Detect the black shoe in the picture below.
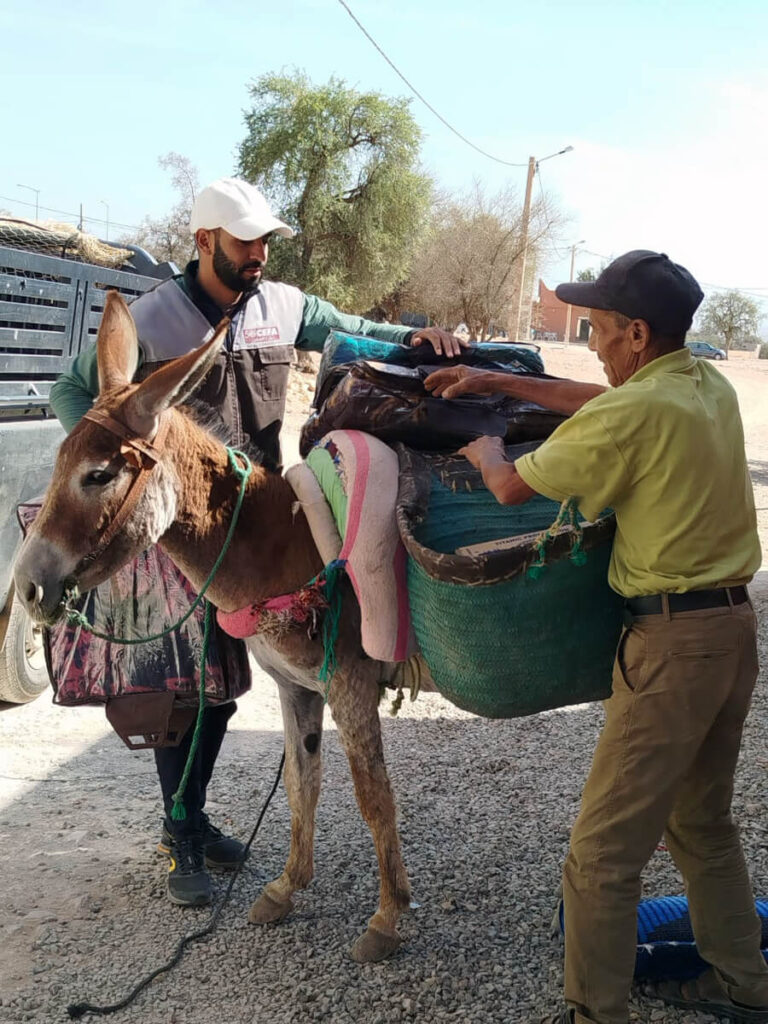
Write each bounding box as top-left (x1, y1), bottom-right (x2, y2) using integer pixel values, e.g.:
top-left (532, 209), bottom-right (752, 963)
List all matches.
top-left (199, 813), bottom-right (248, 869)
top-left (167, 835), bottom-right (212, 907)
top-left (158, 814), bottom-right (247, 871)
top-left (647, 971), bottom-right (768, 1023)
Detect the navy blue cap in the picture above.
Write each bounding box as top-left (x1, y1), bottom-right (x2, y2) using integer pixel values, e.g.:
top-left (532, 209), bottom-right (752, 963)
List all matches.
top-left (555, 250), bottom-right (704, 334)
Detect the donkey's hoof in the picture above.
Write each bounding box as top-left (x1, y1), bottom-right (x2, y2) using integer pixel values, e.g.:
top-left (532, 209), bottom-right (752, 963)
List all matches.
top-left (248, 891), bottom-right (293, 925)
top-left (350, 925), bottom-right (402, 963)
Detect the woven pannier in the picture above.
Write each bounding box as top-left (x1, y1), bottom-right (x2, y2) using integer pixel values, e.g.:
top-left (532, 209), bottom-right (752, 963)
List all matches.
top-left (396, 444), bottom-right (624, 718)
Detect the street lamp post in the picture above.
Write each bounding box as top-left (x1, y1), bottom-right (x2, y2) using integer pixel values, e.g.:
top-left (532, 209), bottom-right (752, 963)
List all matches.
top-left (17, 183), bottom-right (41, 221)
top-left (563, 239), bottom-right (586, 344)
top-left (512, 146), bottom-right (573, 342)
top-left (100, 200), bottom-right (110, 241)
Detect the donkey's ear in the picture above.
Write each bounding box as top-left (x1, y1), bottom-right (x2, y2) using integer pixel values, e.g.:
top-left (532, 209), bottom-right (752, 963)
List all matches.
top-left (97, 291), bottom-right (140, 393)
top-left (121, 318), bottom-right (228, 438)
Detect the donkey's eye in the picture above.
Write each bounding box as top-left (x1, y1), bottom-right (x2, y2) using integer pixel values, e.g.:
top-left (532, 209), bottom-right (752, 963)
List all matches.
top-left (83, 469), bottom-right (116, 487)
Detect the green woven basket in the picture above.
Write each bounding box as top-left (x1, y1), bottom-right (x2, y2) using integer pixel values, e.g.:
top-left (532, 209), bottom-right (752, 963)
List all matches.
top-left (396, 446), bottom-right (624, 719)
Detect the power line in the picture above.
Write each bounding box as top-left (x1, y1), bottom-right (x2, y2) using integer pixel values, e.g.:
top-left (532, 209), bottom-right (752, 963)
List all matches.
top-left (700, 281), bottom-right (768, 299)
top-left (572, 250), bottom-right (767, 299)
top-left (0, 193), bottom-right (141, 232)
top-left (335, 0), bottom-right (528, 168)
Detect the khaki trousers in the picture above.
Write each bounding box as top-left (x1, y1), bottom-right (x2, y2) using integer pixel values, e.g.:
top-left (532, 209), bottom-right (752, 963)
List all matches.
top-left (563, 600), bottom-right (768, 1024)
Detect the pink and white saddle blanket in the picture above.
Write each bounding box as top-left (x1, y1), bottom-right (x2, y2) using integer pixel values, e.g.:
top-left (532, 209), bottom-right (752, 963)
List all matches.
top-left (217, 430), bottom-right (417, 663)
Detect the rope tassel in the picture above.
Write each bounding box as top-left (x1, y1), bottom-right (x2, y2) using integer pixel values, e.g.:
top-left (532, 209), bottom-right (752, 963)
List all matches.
top-left (526, 496), bottom-right (587, 579)
top-left (315, 558), bottom-right (347, 698)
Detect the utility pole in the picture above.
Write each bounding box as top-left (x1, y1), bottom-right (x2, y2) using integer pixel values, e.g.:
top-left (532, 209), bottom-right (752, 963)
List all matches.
top-left (510, 146), bottom-right (574, 342)
top-left (100, 200), bottom-right (110, 241)
top-left (563, 239), bottom-right (585, 344)
top-left (512, 156), bottom-right (537, 343)
top-left (17, 183), bottom-right (41, 221)
top-left (78, 204), bottom-right (84, 232)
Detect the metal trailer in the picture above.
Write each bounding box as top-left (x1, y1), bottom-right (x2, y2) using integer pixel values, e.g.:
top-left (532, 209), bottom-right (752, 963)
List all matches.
top-left (0, 242), bottom-right (177, 702)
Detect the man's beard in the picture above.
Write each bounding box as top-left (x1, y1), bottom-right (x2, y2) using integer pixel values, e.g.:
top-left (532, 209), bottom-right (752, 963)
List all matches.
top-left (212, 239), bottom-right (261, 295)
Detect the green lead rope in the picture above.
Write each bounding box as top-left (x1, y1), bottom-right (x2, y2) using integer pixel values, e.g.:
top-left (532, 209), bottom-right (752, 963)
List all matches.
top-left (63, 447), bottom-right (253, 822)
top-left (63, 448), bottom-right (347, 819)
top-left (171, 601), bottom-right (212, 821)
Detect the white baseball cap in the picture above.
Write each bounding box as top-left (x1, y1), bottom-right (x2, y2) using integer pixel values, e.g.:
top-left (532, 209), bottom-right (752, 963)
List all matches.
top-left (189, 177), bottom-right (294, 240)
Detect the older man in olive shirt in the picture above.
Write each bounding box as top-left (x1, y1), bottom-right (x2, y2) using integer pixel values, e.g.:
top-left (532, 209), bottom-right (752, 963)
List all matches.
top-left (427, 251), bottom-right (768, 1024)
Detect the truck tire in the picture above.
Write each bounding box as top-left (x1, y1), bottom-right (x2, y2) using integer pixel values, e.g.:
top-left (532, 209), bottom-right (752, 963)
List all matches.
top-left (0, 593), bottom-right (50, 703)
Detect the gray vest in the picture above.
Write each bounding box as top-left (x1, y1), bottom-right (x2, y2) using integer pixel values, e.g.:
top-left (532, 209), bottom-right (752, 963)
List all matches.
top-left (130, 279), bottom-right (304, 467)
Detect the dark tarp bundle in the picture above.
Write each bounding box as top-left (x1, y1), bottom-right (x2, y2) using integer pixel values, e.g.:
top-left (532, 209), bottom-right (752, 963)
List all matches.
top-left (301, 332), bottom-right (566, 456)
top-left (396, 445), bottom-right (623, 718)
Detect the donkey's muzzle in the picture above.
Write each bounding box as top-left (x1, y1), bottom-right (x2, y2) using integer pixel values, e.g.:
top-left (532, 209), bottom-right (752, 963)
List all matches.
top-left (13, 538), bottom-right (69, 624)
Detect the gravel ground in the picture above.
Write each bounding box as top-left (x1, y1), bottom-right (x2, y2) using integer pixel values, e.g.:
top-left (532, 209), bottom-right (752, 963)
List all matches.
top-left (2, 349), bottom-right (767, 1024)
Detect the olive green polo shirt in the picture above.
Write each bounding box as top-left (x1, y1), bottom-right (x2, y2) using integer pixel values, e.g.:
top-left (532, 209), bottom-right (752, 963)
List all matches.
top-left (515, 348), bottom-right (760, 598)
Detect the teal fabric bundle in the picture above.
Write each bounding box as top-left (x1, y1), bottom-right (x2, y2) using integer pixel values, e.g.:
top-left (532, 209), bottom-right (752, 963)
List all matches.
top-left (397, 446), bottom-right (624, 718)
top-left (316, 332), bottom-right (546, 390)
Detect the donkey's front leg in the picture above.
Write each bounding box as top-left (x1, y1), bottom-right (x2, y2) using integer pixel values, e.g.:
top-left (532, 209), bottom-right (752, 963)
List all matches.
top-left (249, 681), bottom-right (324, 926)
top-left (329, 672), bottom-right (411, 963)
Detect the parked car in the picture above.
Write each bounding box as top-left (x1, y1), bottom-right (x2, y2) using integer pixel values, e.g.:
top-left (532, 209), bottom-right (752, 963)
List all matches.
top-left (686, 340), bottom-right (726, 360)
top-left (0, 224), bottom-right (177, 703)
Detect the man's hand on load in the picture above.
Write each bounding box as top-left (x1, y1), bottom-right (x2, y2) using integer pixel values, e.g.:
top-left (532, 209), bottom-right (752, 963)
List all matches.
top-left (459, 434), bottom-right (506, 469)
top-left (424, 364), bottom-right (496, 398)
top-left (411, 327), bottom-right (470, 358)
top-left (459, 435), bottom-right (537, 505)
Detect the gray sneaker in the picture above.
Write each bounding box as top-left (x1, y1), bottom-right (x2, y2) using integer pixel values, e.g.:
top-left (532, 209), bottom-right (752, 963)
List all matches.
top-left (167, 835), bottom-right (212, 907)
top-left (158, 814), bottom-right (247, 871)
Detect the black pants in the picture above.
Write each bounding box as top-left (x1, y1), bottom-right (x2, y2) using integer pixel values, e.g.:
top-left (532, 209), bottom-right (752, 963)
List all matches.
top-left (154, 701), bottom-right (237, 838)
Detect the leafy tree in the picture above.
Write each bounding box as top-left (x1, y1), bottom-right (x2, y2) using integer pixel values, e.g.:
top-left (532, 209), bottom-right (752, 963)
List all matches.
top-left (576, 267), bottom-right (597, 282)
top-left (238, 72), bottom-right (432, 311)
top-left (402, 182), bottom-right (562, 339)
top-left (119, 152), bottom-right (198, 266)
top-left (698, 290), bottom-right (761, 355)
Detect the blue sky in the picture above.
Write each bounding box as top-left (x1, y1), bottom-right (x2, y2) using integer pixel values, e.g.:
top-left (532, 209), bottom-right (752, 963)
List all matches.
top-left (2, 0), bottom-right (768, 308)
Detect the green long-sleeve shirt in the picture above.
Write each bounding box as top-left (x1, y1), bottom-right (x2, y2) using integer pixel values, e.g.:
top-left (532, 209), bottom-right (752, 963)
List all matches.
top-left (50, 276), bottom-right (414, 433)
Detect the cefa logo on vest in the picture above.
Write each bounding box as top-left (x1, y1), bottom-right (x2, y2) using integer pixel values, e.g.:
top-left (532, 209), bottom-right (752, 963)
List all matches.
top-left (243, 326), bottom-right (281, 346)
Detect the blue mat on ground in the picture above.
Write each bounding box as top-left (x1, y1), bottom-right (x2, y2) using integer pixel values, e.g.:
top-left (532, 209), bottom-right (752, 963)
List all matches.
top-left (556, 896), bottom-right (768, 980)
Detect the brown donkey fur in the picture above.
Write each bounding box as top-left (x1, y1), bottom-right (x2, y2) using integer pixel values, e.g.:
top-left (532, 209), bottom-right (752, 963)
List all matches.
top-left (14, 292), bottom-right (410, 963)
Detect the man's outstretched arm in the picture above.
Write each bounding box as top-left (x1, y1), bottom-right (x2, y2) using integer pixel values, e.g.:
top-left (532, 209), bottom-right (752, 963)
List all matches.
top-left (425, 365), bottom-right (606, 416)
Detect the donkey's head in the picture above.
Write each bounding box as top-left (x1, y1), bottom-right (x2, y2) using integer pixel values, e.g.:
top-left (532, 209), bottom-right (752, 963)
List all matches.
top-left (14, 291), bottom-right (226, 624)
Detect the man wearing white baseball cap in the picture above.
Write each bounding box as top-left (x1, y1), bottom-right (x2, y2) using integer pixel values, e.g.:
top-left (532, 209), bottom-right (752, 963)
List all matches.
top-left (49, 176), bottom-right (465, 908)
top-left (189, 177), bottom-right (295, 241)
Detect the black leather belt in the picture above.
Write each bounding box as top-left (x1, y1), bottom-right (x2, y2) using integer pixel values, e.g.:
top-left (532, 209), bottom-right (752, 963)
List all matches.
top-left (626, 586), bottom-right (749, 616)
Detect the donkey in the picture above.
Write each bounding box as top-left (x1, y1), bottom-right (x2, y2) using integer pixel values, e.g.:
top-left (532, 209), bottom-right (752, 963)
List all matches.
top-left (14, 292), bottom-right (411, 963)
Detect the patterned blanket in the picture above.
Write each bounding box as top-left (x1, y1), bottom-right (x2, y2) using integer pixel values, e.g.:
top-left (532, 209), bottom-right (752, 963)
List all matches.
top-left (16, 502), bottom-right (250, 707)
top-left (305, 430), bottom-right (417, 663)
